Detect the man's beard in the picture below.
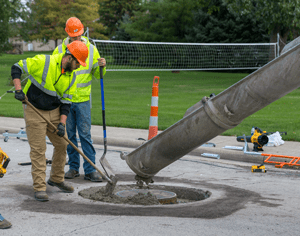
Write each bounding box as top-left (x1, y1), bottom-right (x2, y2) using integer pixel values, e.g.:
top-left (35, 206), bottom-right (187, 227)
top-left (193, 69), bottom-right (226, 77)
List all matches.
top-left (64, 61), bottom-right (73, 72)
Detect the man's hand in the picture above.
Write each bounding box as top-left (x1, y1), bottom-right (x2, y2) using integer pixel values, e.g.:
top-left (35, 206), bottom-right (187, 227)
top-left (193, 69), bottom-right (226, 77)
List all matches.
top-left (57, 123), bottom-right (65, 137)
top-left (97, 58), bottom-right (106, 67)
top-left (14, 90), bottom-right (25, 101)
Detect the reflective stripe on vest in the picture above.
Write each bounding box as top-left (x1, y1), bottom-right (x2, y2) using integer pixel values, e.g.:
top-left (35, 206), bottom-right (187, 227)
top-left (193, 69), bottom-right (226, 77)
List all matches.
top-left (41, 55), bottom-right (50, 87)
top-left (14, 63), bottom-right (24, 74)
top-left (76, 44), bottom-right (94, 78)
top-left (22, 56), bottom-right (58, 97)
top-left (62, 72), bottom-right (76, 100)
top-left (77, 80), bottom-right (92, 88)
top-left (58, 44), bottom-right (63, 54)
top-left (61, 99), bottom-right (72, 104)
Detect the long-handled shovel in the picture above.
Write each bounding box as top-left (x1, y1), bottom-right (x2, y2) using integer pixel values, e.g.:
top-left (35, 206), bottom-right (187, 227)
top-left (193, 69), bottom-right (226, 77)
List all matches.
top-left (23, 97), bottom-right (117, 193)
top-left (99, 67), bottom-right (115, 177)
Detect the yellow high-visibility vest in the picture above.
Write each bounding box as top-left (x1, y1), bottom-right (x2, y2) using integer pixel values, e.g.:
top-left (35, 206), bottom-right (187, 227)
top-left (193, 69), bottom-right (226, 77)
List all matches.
top-left (14, 53), bottom-right (77, 104)
top-left (53, 36), bottom-right (106, 103)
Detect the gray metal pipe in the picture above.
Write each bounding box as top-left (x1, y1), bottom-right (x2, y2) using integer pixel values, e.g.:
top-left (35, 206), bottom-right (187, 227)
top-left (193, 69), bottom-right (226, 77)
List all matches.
top-left (122, 38), bottom-right (300, 179)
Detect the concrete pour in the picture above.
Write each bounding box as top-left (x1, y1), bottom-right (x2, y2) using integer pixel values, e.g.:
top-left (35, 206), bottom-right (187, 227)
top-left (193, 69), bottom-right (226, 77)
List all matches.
top-left (78, 184), bottom-right (211, 205)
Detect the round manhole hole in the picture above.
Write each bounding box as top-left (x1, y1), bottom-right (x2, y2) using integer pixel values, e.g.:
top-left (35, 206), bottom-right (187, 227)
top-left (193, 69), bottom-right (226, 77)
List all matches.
top-left (115, 189), bottom-right (177, 204)
top-left (79, 184), bottom-right (211, 206)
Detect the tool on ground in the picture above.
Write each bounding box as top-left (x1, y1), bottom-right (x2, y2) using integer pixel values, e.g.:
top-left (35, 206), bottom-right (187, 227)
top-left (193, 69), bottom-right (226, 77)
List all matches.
top-left (2, 128), bottom-right (27, 142)
top-left (23, 97), bottom-right (116, 187)
top-left (223, 146), bottom-right (244, 150)
top-left (237, 127), bottom-right (287, 152)
top-left (251, 164), bottom-right (267, 172)
top-left (237, 127), bottom-right (270, 152)
top-left (262, 153), bottom-right (300, 168)
top-left (2, 128), bottom-right (81, 143)
top-left (18, 158), bottom-right (53, 166)
top-left (240, 135), bottom-right (267, 172)
top-left (0, 148), bottom-right (10, 178)
top-left (243, 135), bottom-right (300, 169)
top-left (241, 134), bottom-right (293, 171)
top-left (201, 153), bottom-right (220, 159)
top-left (98, 67), bottom-right (115, 178)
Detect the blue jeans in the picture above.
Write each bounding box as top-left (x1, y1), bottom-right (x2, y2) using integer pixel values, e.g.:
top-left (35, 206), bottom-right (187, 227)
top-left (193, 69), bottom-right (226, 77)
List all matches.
top-left (66, 101), bottom-right (96, 175)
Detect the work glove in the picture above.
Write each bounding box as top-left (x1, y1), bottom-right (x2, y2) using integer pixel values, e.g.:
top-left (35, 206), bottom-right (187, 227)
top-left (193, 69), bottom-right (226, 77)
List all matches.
top-left (56, 123), bottom-right (65, 137)
top-left (14, 90), bottom-right (25, 101)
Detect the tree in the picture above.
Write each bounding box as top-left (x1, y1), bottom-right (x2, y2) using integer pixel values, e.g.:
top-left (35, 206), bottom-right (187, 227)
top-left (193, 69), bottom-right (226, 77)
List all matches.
top-left (26, 0), bottom-right (108, 48)
top-left (119, 0), bottom-right (217, 42)
top-left (222, 0), bottom-right (300, 52)
top-left (98, 0), bottom-right (141, 38)
top-left (114, 15), bottom-right (133, 41)
top-left (121, 0), bottom-right (202, 42)
top-left (0, 0), bottom-right (27, 54)
top-left (185, 0), bottom-right (269, 43)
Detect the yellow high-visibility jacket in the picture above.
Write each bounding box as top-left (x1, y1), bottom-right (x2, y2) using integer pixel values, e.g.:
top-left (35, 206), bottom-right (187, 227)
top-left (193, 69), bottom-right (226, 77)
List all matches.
top-left (14, 53), bottom-right (77, 105)
top-left (53, 36), bottom-right (106, 103)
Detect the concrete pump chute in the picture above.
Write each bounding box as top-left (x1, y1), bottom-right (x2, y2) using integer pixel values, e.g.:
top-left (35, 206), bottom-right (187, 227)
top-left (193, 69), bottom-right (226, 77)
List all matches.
top-left (121, 37), bottom-right (300, 184)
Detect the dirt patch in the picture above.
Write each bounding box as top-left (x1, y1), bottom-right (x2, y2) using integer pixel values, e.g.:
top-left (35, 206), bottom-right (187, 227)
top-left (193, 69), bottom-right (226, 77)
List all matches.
top-left (78, 184), bottom-right (211, 205)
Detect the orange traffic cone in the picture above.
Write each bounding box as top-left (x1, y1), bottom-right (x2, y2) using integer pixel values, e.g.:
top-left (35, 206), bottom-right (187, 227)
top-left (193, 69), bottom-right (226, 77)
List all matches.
top-left (148, 76), bottom-right (160, 140)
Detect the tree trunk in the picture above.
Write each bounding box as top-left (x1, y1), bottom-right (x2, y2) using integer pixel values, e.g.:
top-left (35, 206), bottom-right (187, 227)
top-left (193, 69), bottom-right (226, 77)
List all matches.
top-left (269, 26), bottom-right (280, 59)
top-left (270, 26), bottom-right (279, 43)
top-left (280, 30), bottom-right (290, 52)
top-left (270, 26), bottom-right (290, 55)
top-left (292, 27), bottom-right (300, 40)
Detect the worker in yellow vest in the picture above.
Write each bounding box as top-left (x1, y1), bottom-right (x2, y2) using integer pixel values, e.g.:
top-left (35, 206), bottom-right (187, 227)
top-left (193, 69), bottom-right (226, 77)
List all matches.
top-left (53, 17), bottom-right (106, 182)
top-left (11, 41), bottom-right (89, 202)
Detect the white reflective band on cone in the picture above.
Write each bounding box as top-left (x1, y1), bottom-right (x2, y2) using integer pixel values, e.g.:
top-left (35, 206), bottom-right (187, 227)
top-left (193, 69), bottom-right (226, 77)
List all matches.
top-left (149, 116), bottom-right (158, 126)
top-left (151, 96), bottom-right (158, 106)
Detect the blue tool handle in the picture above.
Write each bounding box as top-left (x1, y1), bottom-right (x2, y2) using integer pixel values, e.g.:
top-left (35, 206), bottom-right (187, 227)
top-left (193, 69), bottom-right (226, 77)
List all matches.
top-left (100, 67), bottom-right (107, 139)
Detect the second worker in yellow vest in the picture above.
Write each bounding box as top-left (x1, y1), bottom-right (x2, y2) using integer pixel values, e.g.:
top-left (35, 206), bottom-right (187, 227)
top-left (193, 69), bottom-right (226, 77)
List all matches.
top-left (53, 17), bottom-right (106, 182)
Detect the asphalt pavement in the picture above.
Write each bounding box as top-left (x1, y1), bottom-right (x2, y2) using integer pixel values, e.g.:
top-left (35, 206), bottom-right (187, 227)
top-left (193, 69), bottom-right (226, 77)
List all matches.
top-left (0, 116), bottom-right (300, 235)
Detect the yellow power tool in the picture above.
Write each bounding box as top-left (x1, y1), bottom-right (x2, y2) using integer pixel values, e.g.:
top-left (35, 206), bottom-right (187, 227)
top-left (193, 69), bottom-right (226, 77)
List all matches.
top-left (251, 164), bottom-right (267, 173)
top-left (237, 127), bottom-right (269, 152)
top-left (0, 147), bottom-right (10, 178)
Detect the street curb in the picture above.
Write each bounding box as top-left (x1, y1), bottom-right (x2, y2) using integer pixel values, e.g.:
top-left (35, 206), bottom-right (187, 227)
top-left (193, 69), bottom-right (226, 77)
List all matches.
top-left (0, 126), bottom-right (146, 149)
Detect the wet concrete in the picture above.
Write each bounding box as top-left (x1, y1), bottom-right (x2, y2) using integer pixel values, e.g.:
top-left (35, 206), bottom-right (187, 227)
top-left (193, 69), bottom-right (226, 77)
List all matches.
top-left (78, 184), bottom-right (211, 205)
top-left (15, 174), bottom-right (280, 219)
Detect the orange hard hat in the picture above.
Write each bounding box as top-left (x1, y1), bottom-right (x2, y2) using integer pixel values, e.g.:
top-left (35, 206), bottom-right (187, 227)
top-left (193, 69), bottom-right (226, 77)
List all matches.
top-left (65, 17), bottom-right (84, 37)
top-left (66, 41), bottom-right (88, 67)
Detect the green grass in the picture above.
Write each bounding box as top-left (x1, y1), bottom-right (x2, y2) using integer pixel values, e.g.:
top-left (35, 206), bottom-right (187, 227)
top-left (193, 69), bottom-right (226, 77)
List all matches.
top-left (1, 52), bottom-right (300, 141)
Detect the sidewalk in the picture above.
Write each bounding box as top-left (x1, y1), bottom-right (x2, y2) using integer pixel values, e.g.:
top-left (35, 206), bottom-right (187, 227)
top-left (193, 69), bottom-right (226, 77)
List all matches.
top-left (1, 116), bottom-right (299, 164)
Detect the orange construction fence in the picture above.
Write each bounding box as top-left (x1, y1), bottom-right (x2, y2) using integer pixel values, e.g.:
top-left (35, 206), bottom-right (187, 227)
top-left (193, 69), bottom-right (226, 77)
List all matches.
top-left (262, 153), bottom-right (300, 168)
top-left (148, 76), bottom-right (159, 140)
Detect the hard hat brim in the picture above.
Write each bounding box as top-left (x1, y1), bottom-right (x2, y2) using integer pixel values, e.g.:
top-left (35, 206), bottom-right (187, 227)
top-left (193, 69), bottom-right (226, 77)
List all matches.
top-left (77, 59), bottom-right (87, 67)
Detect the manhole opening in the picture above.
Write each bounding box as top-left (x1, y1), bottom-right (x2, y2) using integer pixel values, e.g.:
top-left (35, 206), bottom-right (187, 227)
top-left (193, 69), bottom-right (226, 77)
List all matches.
top-left (78, 184), bottom-right (211, 205)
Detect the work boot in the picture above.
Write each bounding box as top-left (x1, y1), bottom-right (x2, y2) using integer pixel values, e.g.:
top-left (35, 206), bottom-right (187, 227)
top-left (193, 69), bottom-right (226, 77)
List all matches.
top-left (47, 179), bottom-right (74, 193)
top-left (0, 214), bottom-right (12, 229)
top-left (84, 172), bottom-right (103, 182)
top-left (64, 169), bottom-right (80, 179)
top-left (34, 191), bottom-right (49, 202)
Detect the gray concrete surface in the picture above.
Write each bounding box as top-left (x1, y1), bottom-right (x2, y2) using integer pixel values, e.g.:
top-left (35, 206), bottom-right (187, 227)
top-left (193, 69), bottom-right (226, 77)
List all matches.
top-left (1, 117), bottom-right (300, 235)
